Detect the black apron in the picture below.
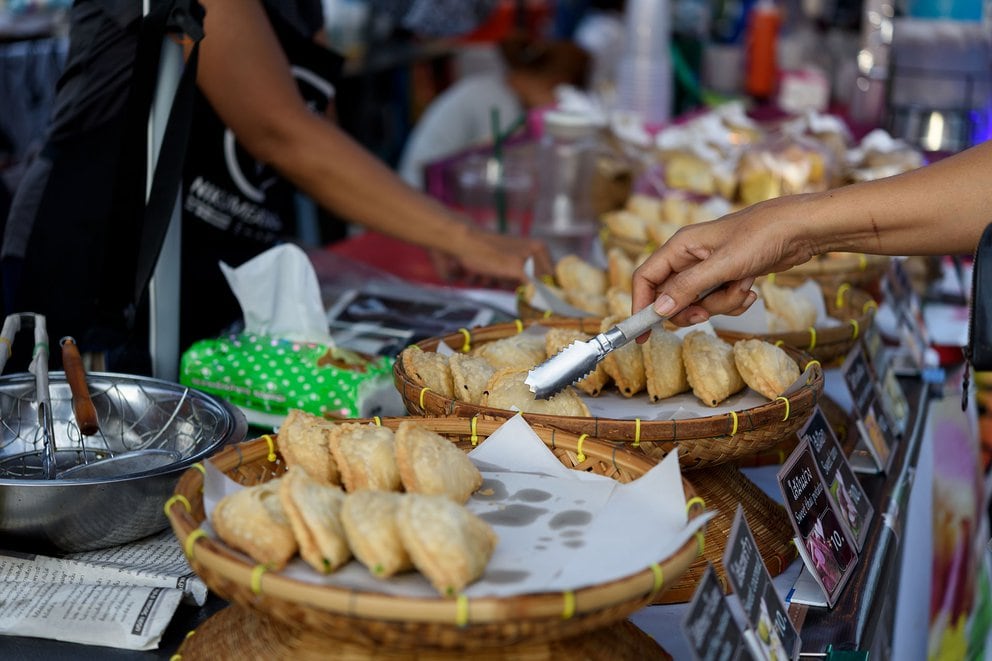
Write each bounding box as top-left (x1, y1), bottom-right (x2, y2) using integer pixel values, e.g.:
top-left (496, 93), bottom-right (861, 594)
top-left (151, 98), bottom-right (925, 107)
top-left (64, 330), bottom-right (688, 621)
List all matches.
top-left (179, 7), bottom-right (343, 351)
top-left (3, 0), bottom-right (203, 373)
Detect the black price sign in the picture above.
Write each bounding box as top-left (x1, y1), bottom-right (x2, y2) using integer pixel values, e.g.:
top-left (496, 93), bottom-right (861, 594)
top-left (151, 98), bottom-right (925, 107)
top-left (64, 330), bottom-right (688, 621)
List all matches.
top-left (723, 506), bottom-right (800, 660)
top-left (683, 564), bottom-right (746, 661)
top-left (778, 443), bottom-right (858, 608)
top-left (801, 408), bottom-right (874, 551)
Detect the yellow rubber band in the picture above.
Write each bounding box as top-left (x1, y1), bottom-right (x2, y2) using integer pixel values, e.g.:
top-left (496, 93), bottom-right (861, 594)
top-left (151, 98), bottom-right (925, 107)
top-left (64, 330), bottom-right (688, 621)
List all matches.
top-left (419, 387), bottom-right (431, 409)
top-left (776, 396), bottom-right (791, 421)
top-left (767, 272), bottom-right (776, 284)
top-left (373, 416), bottom-right (381, 427)
top-left (250, 564), bottom-right (269, 595)
top-left (456, 594), bottom-right (469, 627)
top-left (515, 284), bottom-right (526, 299)
top-left (805, 360), bottom-right (821, 372)
top-left (695, 531), bottom-right (705, 555)
top-left (164, 494), bottom-right (191, 516)
top-left (543, 309), bottom-right (553, 319)
top-left (191, 462), bottom-right (206, 477)
top-left (457, 328), bottom-right (471, 353)
top-left (774, 339), bottom-right (785, 347)
top-left (170, 655), bottom-right (182, 661)
top-left (576, 434), bottom-right (588, 463)
top-left (649, 563), bottom-right (664, 595)
top-left (184, 528), bottom-right (208, 560)
top-left (858, 254), bottom-right (868, 270)
top-left (541, 274), bottom-right (555, 285)
top-left (778, 449), bottom-right (786, 464)
top-left (849, 319), bottom-right (860, 340)
top-left (863, 299), bottom-right (878, 315)
top-left (835, 283), bottom-right (851, 309)
top-left (561, 591), bottom-right (576, 620)
top-left (514, 319), bottom-right (524, 334)
top-left (261, 434), bottom-right (277, 462)
top-left (729, 410), bottom-right (739, 437)
top-left (633, 418), bottom-right (641, 448)
top-left (685, 496), bottom-right (706, 513)
top-left (807, 327), bottom-right (817, 351)
top-left (185, 630), bottom-right (196, 639)
top-left (470, 416), bottom-right (480, 446)
top-left (645, 241), bottom-right (658, 252)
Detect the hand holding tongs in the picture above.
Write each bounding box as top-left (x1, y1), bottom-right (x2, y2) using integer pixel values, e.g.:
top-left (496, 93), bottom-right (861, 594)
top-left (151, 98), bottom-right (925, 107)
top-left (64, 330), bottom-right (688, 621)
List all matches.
top-left (525, 285), bottom-right (721, 400)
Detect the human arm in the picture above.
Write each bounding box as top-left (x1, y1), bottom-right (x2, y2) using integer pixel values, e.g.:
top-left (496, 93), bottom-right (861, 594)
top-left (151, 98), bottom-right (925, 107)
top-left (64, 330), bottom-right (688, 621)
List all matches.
top-left (632, 139), bottom-right (992, 326)
top-left (190, 0), bottom-right (551, 281)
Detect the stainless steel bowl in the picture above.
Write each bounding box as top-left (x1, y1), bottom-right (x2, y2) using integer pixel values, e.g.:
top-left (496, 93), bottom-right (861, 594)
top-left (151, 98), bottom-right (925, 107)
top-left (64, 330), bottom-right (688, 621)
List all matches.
top-left (0, 372), bottom-right (247, 551)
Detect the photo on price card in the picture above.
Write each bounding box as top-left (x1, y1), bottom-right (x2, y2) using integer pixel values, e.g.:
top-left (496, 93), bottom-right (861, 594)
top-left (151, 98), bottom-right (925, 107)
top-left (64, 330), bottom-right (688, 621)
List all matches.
top-left (778, 443), bottom-right (858, 607)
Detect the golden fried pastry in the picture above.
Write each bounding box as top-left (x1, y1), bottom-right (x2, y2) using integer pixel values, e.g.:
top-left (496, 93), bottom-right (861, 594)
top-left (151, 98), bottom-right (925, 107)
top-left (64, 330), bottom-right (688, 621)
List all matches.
top-left (641, 328), bottom-right (690, 401)
top-left (483, 368), bottom-right (592, 416)
top-left (607, 248), bottom-right (634, 293)
top-left (555, 255), bottom-right (607, 295)
top-left (395, 421), bottom-right (483, 503)
top-left (646, 220), bottom-right (680, 247)
top-left (544, 327), bottom-right (610, 396)
top-left (327, 423), bottom-right (401, 492)
top-left (396, 493), bottom-right (498, 596)
top-left (399, 345), bottom-right (454, 398)
top-left (760, 280), bottom-right (818, 332)
top-left (449, 353), bottom-right (496, 405)
top-left (600, 316), bottom-right (646, 397)
top-left (732, 339), bottom-right (801, 400)
top-left (563, 290), bottom-right (608, 316)
top-left (278, 408), bottom-right (340, 485)
top-left (279, 467), bottom-right (350, 573)
top-left (682, 331), bottom-right (745, 407)
top-left (625, 193), bottom-right (665, 222)
top-left (340, 490), bottom-right (412, 578)
top-left (606, 287), bottom-right (632, 319)
top-left (473, 333), bottom-right (547, 371)
top-left (602, 209), bottom-right (649, 243)
top-left (213, 478), bottom-right (297, 570)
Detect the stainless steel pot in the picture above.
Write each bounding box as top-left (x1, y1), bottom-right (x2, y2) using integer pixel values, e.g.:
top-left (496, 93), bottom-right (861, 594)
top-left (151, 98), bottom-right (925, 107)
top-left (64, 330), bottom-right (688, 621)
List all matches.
top-left (0, 372), bottom-right (247, 552)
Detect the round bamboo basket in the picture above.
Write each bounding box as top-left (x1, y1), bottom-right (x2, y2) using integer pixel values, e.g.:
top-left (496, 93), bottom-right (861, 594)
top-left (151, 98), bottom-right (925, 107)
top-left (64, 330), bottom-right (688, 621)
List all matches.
top-left (177, 605), bottom-right (673, 660)
top-left (717, 281), bottom-right (878, 365)
top-left (166, 418), bottom-right (704, 650)
top-left (393, 319), bottom-right (823, 470)
top-left (774, 253), bottom-right (890, 290)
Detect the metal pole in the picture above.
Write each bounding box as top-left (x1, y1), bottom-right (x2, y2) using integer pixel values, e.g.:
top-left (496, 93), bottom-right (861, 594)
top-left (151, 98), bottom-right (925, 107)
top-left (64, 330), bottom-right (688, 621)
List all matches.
top-left (145, 2), bottom-right (183, 382)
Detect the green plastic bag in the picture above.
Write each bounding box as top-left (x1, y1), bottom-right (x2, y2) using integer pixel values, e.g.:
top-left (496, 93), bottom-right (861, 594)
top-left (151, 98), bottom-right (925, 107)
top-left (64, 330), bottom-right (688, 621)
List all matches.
top-left (180, 333), bottom-right (394, 421)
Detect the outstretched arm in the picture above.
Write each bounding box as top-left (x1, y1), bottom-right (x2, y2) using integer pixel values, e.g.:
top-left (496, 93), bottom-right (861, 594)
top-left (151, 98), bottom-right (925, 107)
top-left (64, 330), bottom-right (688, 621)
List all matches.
top-left (190, 0), bottom-right (551, 281)
top-left (633, 139), bottom-right (992, 325)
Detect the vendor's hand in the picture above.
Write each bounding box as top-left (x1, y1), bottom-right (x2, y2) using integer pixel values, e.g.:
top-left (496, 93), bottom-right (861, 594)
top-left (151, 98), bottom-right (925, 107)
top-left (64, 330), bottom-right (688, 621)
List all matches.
top-left (442, 230), bottom-right (552, 287)
top-left (632, 198), bottom-right (816, 327)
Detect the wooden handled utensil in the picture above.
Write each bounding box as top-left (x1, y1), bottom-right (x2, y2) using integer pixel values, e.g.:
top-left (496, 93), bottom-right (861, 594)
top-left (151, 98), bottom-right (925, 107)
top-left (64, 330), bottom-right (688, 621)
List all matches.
top-left (60, 336), bottom-right (99, 436)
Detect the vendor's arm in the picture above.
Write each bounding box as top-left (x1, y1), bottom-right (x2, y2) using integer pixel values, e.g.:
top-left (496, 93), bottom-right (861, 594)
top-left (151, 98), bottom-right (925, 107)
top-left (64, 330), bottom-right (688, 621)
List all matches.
top-left (191, 0), bottom-right (551, 281)
top-left (632, 139), bottom-right (992, 326)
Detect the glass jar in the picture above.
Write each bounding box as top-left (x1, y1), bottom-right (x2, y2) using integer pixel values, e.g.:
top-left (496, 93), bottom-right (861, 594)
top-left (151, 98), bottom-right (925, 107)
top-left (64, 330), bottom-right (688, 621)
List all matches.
top-left (531, 111), bottom-right (603, 261)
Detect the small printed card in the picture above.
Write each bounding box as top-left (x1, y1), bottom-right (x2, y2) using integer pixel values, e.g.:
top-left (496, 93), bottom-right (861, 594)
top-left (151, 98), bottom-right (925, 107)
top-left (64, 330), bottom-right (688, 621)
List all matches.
top-left (683, 564), bottom-right (748, 661)
top-left (799, 408), bottom-right (874, 551)
top-left (841, 344), bottom-right (895, 472)
top-left (882, 260), bottom-right (931, 373)
top-left (723, 506), bottom-right (800, 660)
top-left (778, 441), bottom-right (858, 608)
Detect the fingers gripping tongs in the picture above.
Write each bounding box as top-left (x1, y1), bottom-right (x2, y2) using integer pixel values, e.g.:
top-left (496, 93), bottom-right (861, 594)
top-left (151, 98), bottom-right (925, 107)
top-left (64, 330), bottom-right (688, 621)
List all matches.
top-left (525, 286), bottom-right (720, 400)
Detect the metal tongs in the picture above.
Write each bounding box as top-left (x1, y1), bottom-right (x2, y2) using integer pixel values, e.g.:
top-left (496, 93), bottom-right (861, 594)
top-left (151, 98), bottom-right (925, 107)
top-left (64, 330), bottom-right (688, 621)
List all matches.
top-left (526, 285), bottom-right (721, 400)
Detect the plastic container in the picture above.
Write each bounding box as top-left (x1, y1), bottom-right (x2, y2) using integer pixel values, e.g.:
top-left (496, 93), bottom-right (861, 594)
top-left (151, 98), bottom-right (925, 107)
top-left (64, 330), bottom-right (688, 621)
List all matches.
top-left (744, 0), bottom-right (781, 100)
top-left (531, 111), bottom-right (603, 261)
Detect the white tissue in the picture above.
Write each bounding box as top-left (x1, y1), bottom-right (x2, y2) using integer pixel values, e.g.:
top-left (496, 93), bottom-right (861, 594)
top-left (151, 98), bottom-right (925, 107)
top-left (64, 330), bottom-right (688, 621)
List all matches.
top-left (220, 243), bottom-right (333, 345)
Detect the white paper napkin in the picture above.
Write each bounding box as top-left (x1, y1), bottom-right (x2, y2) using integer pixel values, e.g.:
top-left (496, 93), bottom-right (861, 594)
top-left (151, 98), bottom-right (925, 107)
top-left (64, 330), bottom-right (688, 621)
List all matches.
top-left (220, 243), bottom-right (333, 345)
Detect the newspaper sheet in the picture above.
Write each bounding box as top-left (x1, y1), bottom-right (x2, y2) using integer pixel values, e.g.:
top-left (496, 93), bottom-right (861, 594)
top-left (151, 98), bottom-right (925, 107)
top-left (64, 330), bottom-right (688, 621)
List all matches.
top-left (0, 530), bottom-right (205, 650)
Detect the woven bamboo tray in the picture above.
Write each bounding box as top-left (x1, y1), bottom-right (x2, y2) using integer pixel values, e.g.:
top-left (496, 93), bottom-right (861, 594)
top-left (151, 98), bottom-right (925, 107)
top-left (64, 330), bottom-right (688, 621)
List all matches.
top-left (393, 319), bottom-right (823, 470)
top-left (166, 417), bottom-right (704, 650)
top-left (774, 253), bottom-right (890, 290)
top-left (176, 605), bottom-right (673, 660)
top-left (717, 282), bottom-right (878, 365)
